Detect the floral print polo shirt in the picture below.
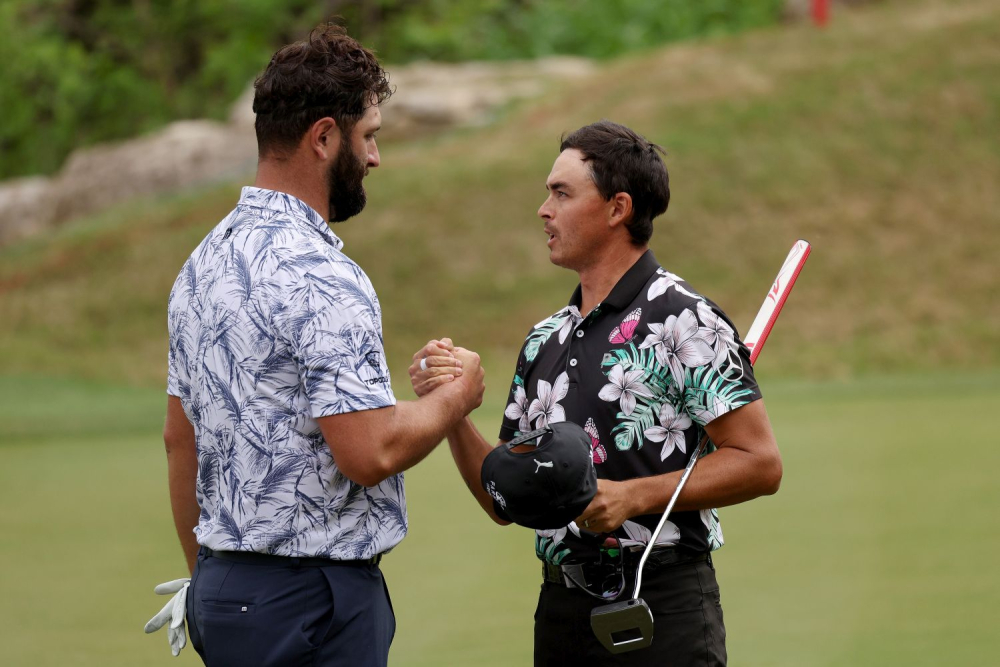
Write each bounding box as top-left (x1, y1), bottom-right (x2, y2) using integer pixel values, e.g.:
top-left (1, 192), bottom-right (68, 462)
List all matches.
top-left (498, 250), bottom-right (762, 555)
top-left (167, 187), bottom-right (403, 560)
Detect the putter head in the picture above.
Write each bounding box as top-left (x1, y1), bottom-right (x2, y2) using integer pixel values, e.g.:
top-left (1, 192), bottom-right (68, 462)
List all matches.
top-left (590, 598), bottom-right (654, 654)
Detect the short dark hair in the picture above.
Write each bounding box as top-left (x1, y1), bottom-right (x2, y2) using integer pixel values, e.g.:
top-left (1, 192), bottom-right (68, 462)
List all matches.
top-left (253, 23), bottom-right (392, 157)
top-left (560, 121), bottom-right (670, 246)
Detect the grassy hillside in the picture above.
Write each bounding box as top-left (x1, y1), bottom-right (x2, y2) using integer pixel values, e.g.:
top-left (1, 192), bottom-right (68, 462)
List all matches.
top-left (1, 0), bottom-right (998, 387)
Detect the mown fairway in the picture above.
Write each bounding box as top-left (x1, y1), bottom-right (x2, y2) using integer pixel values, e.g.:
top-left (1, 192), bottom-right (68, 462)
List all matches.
top-left (1, 371), bottom-right (996, 666)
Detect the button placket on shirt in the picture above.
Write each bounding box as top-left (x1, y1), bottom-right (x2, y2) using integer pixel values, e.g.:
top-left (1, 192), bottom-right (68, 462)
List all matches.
top-left (565, 307), bottom-right (598, 375)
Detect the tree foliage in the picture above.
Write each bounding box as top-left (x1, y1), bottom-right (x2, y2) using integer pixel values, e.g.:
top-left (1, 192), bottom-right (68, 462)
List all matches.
top-left (0, 0), bottom-right (783, 180)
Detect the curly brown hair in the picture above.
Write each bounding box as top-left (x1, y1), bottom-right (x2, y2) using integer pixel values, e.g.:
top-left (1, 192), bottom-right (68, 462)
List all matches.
top-left (253, 23), bottom-right (393, 158)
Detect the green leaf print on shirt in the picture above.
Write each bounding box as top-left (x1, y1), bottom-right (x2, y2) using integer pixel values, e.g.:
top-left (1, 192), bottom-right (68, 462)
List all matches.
top-left (600, 342), bottom-right (674, 451)
top-left (684, 364), bottom-right (756, 426)
top-left (535, 532), bottom-right (572, 565)
top-left (701, 508), bottom-right (725, 550)
top-left (523, 307), bottom-right (581, 362)
top-left (600, 343), bottom-right (755, 452)
top-left (524, 316), bottom-right (564, 362)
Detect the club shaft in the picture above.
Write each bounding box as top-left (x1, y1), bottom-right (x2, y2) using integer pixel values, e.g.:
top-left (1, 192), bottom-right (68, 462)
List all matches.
top-left (630, 240), bottom-right (810, 601)
top-left (632, 433), bottom-right (707, 599)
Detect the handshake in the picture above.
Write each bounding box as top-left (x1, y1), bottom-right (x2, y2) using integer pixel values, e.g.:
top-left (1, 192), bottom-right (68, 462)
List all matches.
top-left (408, 337), bottom-right (485, 414)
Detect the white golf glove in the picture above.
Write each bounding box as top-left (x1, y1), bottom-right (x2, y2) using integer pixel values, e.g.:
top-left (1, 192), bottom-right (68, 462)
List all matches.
top-left (144, 578), bottom-right (191, 656)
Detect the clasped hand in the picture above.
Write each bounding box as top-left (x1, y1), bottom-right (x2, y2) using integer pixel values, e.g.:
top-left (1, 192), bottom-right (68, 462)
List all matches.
top-left (409, 338), bottom-right (485, 413)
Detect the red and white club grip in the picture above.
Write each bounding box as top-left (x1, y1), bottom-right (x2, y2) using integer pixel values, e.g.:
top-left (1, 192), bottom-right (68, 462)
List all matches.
top-left (743, 240), bottom-right (811, 365)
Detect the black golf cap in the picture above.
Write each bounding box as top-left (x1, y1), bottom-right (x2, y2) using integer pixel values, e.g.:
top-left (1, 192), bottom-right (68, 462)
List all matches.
top-left (481, 422), bottom-right (597, 530)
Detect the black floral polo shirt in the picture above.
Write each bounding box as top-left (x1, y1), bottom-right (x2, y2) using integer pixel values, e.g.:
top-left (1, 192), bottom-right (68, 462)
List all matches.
top-left (498, 250), bottom-right (762, 556)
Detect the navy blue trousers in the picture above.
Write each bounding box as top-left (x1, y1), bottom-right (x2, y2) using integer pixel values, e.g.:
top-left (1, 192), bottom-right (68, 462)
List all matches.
top-left (186, 548), bottom-right (395, 667)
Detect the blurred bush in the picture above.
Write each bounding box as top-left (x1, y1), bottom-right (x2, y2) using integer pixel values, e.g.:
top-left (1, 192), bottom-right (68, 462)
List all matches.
top-left (0, 0), bottom-right (327, 179)
top-left (370, 0), bottom-right (783, 61)
top-left (0, 0), bottom-right (783, 180)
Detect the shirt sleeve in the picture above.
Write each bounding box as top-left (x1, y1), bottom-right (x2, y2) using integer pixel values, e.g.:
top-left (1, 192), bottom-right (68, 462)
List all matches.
top-left (278, 264), bottom-right (396, 419)
top-left (682, 300), bottom-right (762, 427)
top-left (497, 338), bottom-right (532, 442)
top-left (166, 343), bottom-right (182, 398)
top-left (166, 275), bottom-right (188, 399)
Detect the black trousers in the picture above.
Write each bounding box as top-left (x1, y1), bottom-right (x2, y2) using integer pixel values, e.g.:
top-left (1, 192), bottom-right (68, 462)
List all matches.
top-left (534, 558), bottom-right (726, 666)
top-left (186, 548), bottom-right (395, 667)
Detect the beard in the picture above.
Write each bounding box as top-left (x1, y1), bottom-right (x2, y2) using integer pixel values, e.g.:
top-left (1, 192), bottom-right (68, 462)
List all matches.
top-left (327, 135), bottom-right (368, 223)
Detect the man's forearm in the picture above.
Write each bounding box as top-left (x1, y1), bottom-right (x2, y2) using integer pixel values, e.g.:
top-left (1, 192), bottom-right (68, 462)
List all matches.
top-left (626, 443), bottom-right (782, 517)
top-left (166, 442), bottom-right (200, 574)
top-left (165, 395), bottom-right (200, 573)
top-left (578, 399), bottom-right (782, 533)
top-left (376, 390), bottom-right (471, 482)
top-left (447, 418), bottom-right (509, 524)
top-left (323, 349), bottom-right (485, 487)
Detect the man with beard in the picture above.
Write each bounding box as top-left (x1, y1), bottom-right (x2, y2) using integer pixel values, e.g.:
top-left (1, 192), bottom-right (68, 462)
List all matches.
top-left (155, 24), bottom-right (485, 666)
top-left (410, 121), bottom-right (782, 665)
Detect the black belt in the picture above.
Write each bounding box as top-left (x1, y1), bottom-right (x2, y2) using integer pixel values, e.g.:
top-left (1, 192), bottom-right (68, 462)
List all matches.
top-left (625, 547), bottom-right (709, 570)
top-left (204, 547), bottom-right (382, 568)
top-left (542, 548), bottom-right (709, 586)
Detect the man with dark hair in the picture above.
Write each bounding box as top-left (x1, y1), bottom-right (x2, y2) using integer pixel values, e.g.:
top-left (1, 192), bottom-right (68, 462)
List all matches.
top-left (558, 121), bottom-right (669, 247)
top-left (412, 120), bottom-right (782, 665)
top-left (153, 24), bottom-right (485, 666)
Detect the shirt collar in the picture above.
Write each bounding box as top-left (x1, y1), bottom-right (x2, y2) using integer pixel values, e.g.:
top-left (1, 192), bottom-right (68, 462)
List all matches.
top-left (238, 186), bottom-right (344, 250)
top-left (568, 249), bottom-right (660, 313)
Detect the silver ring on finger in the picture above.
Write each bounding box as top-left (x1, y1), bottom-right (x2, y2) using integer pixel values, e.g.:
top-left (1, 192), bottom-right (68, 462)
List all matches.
top-left (419, 357), bottom-right (428, 372)
top-left (584, 520), bottom-right (590, 529)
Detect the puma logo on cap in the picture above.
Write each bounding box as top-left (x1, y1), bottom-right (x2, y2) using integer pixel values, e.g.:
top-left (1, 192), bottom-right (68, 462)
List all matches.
top-left (534, 459), bottom-right (554, 473)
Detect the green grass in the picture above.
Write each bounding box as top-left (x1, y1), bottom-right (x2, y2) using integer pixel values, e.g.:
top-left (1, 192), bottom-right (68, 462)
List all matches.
top-left (2, 0), bottom-right (999, 387)
top-left (1, 370), bottom-right (997, 666)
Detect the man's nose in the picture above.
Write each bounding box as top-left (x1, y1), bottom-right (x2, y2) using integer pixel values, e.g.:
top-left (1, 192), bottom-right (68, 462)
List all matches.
top-left (368, 145), bottom-right (380, 169)
top-left (538, 198), bottom-right (552, 220)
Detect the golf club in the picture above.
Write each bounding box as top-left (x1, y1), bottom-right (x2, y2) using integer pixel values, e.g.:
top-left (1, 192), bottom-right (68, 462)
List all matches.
top-left (591, 239), bottom-right (812, 654)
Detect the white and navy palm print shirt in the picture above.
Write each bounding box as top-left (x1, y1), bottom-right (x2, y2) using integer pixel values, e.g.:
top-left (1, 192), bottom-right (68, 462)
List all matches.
top-left (167, 187), bottom-right (403, 560)
top-left (499, 251), bottom-right (761, 560)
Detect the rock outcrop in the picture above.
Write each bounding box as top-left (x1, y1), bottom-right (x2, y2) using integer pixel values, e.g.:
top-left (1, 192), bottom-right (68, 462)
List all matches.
top-left (0, 57), bottom-right (595, 245)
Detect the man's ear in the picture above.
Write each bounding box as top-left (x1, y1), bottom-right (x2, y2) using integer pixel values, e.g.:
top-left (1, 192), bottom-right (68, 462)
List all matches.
top-left (608, 192), bottom-right (633, 229)
top-left (307, 117), bottom-right (340, 160)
